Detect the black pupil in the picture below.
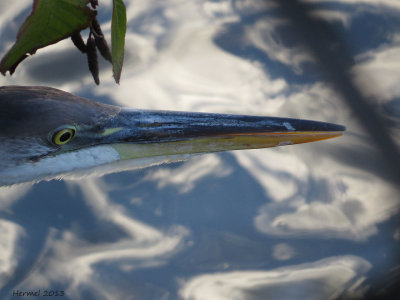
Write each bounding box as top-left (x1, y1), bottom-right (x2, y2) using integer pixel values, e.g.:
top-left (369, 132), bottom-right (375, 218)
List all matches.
top-left (59, 131), bottom-right (72, 142)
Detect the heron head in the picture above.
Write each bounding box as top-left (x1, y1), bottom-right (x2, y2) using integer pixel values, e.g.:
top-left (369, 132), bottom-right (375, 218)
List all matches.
top-left (0, 86), bottom-right (345, 186)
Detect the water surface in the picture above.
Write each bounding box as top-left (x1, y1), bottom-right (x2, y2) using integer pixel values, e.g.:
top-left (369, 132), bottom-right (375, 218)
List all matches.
top-left (0, 1), bottom-right (399, 299)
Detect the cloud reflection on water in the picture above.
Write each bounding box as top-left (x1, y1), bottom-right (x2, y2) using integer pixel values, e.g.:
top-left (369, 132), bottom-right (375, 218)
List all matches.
top-left (6, 178), bottom-right (189, 299)
top-left (179, 256), bottom-right (371, 300)
top-left (353, 33), bottom-right (400, 102)
top-left (0, 220), bottom-right (24, 287)
top-left (0, 0), bottom-right (399, 299)
top-left (144, 155), bottom-right (232, 194)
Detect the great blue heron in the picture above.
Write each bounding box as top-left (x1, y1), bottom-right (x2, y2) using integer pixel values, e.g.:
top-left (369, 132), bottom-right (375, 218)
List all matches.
top-left (0, 86), bottom-right (345, 186)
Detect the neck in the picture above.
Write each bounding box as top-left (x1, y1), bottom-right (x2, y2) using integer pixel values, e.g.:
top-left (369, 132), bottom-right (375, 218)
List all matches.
top-left (0, 145), bottom-right (194, 186)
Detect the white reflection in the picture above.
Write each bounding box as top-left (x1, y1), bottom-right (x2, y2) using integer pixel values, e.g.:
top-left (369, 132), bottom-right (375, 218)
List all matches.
top-left (179, 256), bottom-right (371, 300)
top-left (353, 34), bottom-right (400, 101)
top-left (309, 9), bottom-right (353, 28)
top-left (0, 2), bottom-right (30, 37)
top-left (246, 18), bottom-right (315, 74)
top-left (0, 220), bottom-right (24, 289)
top-left (272, 243), bottom-right (296, 261)
top-left (144, 155), bottom-right (232, 194)
top-left (234, 149), bottom-right (308, 201)
top-left (202, 0), bottom-right (240, 23)
top-left (0, 184), bottom-right (31, 211)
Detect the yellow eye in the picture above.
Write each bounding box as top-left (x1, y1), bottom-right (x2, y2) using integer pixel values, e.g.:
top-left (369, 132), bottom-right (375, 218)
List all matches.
top-left (52, 127), bottom-right (76, 145)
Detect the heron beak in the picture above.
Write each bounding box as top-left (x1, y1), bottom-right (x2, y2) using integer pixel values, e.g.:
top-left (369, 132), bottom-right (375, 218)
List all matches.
top-left (103, 109), bottom-right (345, 160)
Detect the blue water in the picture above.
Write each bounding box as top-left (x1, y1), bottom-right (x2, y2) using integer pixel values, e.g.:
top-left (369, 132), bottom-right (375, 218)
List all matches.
top-left (0, 1), bottom-right (399, 299)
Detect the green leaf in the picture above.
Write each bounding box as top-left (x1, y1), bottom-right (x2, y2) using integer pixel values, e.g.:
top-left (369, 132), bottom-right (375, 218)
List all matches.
top-left (0, 0), bottom-right (95, 75)
top-left (111, 0), bottom-right (127, 84)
